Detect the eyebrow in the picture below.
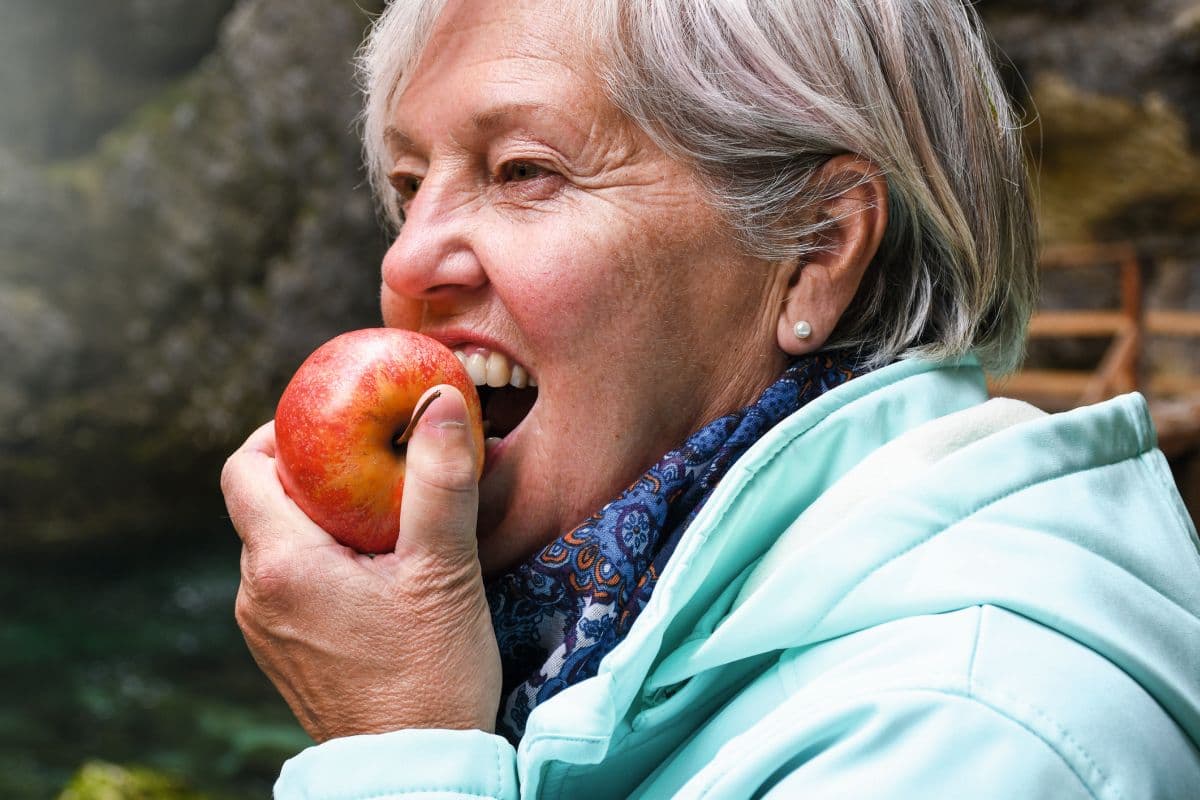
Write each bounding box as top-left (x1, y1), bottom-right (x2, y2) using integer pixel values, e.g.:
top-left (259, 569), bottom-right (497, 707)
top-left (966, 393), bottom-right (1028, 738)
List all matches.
top-left (470, 102), bottom-right (552, 134)
top-left (384, 101), bottom-right (565, 156)
top-left (383, 125), bottom-right (415, 155)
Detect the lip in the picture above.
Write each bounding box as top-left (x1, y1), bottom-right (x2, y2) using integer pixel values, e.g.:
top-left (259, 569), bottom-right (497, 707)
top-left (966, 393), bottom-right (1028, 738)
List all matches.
top-left (481, 397), bottom-right (535, 479)
top-left (482, 430), bottom-right (510, 479)
top-left (421, 327), bottom-right (531, 375)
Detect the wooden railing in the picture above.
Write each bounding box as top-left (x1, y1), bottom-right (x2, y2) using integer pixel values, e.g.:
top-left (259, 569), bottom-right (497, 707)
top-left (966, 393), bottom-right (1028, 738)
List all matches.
top-left (990, 243), bottom-right (1200, 456)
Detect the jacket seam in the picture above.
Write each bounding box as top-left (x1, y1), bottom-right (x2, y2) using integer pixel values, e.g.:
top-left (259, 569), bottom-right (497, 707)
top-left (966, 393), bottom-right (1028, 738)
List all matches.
top-left (522, 734), bottom-right (609, 799)
top-left (966, 608), bottom-right (1118, 798)
top-left (692, 685), bottom-right (1105, 800)
top-left (290, 738), bottom-right (508, 800)
top-left (497, 736), bottom-right (504, 799)
top-left (966, 605), bottom-right (984, 697)
top-left (968, 680), bottom-right (1119, 800)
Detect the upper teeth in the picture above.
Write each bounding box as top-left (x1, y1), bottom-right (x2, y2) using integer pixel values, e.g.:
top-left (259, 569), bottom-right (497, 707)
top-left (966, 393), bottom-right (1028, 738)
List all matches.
top-left (453, 348), bottom-right (537, 389)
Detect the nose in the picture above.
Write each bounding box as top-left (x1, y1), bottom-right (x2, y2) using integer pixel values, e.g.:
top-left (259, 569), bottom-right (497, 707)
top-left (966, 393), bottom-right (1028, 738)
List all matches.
top-left (380, 179), bottom-right (488, 308)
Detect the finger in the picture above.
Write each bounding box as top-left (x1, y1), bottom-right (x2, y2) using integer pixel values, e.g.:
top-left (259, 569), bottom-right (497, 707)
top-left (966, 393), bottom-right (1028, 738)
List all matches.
top-left (220, 420), bottom-right (277, 522)
top-left (222, 420), bottom-right (331, 554)
top-left (241, 419), bottom-right (278, 458)
top-left (396, 385), bottom-right (480, 561)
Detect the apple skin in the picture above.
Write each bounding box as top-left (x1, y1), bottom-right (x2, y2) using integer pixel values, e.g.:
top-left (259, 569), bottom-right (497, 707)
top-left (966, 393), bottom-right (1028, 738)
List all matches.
top-left (274, 328), bottom-right (484, 554)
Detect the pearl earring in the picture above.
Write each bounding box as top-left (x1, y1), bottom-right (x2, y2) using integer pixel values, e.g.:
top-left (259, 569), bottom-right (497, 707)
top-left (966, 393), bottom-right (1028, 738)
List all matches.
top-left (793, 320), bottom-right (813, 340)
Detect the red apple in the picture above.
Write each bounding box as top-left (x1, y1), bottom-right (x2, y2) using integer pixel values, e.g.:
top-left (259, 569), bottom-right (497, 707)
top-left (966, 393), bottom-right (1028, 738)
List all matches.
top-left (274, 328), bottom-right (484, 554)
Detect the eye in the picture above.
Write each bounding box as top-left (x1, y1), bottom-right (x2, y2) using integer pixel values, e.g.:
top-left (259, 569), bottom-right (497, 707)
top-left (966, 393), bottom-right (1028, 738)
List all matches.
top-left (499, 161), bottom-right (547, 182)
top-left (493, 160), bottom-right (564, 205)
top-left (388, 172), bottom-right (422, 203)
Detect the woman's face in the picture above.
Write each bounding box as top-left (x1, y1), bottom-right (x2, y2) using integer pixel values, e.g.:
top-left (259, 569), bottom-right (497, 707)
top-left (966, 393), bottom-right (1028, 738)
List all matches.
top-left (381, 0), bottom-right (789, 575)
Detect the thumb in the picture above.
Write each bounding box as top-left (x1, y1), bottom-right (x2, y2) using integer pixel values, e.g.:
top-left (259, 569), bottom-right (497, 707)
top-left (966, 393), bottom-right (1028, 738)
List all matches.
top-left (396, 384), bottom-right (481, 562)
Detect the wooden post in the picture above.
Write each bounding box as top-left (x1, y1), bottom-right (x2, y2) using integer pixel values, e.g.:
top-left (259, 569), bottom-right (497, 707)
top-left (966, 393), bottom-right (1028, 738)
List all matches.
top-left (1119, 247), bottom-right (1144, 395)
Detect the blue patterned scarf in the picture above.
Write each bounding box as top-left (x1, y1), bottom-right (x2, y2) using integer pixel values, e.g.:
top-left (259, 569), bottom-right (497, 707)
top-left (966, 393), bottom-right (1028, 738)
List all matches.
top-left (485, 351), bottom-right (863, 741)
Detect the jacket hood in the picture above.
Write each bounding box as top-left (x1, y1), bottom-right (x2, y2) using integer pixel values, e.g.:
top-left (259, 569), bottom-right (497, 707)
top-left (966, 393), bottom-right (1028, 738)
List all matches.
top-left (521, 358), bottom-right (1200, 769)
top-left (653, 391), bottom-right (1200, 746)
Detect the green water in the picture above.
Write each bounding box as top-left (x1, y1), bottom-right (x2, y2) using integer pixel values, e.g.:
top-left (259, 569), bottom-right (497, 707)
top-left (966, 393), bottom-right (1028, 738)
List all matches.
top-left (0, 537), bottom-right (310, 799)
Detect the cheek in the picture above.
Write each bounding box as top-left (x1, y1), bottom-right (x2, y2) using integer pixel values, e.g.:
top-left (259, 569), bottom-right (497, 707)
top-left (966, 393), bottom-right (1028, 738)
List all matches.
top-left (488, 233), bottom-right (619, 352)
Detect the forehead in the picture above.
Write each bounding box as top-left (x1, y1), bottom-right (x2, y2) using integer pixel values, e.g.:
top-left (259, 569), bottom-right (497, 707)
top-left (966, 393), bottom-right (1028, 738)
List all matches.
top-left (403, 0), bottom-right (588, 97)
top-left (387, 0), bottom-right (612, 149)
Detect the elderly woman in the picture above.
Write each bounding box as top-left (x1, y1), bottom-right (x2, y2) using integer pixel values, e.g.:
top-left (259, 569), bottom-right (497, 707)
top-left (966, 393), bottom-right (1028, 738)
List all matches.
top-left (221, 0), bottom-right (1200, 796)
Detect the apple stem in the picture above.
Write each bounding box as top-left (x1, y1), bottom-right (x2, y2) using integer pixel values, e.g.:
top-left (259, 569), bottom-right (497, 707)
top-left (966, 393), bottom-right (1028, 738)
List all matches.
top-left (393, 389), bottom-right (443, 450)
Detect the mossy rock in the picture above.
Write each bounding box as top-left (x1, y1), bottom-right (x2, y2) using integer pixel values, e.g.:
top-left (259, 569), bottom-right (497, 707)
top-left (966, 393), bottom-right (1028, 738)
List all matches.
top-left (1031, 72), bottom-right (1200, 244)
top-left (57, 760), bottom-right (209, 800)
top-left (0, 0), bottom-right (388, 554)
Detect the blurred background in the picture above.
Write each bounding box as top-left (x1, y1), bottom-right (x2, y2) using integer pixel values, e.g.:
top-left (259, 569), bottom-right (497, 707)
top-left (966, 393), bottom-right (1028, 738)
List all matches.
top-left (1, 0), bottom-right (1198, 797)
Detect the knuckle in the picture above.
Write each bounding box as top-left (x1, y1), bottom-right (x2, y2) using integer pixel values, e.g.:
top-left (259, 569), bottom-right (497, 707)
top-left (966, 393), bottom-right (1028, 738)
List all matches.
top-left (243, 549), bottom-right (294, 599)
top-left (233, 584), bottom-right (255, 631)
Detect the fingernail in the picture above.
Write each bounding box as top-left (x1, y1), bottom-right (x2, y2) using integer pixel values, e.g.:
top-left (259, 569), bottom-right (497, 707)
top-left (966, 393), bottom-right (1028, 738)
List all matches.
top-left (418, 386), bottom-right (467, 429)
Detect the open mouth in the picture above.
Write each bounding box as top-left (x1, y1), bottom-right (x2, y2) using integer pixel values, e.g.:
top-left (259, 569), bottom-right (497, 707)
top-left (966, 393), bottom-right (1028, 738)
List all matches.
top-left (452, 347), bottom-right (539, 439)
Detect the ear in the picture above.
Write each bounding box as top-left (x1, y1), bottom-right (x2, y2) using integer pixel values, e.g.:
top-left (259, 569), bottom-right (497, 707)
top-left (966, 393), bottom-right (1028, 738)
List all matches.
top-left (776, 155), bottom-right (888, 355)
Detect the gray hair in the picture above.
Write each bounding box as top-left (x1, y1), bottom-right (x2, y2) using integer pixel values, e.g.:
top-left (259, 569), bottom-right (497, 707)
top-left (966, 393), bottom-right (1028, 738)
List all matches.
top-left (358, 0), bottom-right (1037, 374)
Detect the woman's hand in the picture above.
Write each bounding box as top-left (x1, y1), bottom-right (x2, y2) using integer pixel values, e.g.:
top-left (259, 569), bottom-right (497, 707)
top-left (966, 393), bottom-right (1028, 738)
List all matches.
top-left (220, 386), bottom-right (501, 742)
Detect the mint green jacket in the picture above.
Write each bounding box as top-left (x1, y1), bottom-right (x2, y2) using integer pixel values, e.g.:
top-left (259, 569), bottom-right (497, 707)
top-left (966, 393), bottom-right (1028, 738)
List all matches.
top-left (276, 358), bottom-right (1200, 799)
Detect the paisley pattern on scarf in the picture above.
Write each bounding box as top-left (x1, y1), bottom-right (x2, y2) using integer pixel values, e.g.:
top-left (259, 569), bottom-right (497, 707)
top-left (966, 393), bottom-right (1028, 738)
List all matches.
top-left (485, 351), bottom-right (864, 741)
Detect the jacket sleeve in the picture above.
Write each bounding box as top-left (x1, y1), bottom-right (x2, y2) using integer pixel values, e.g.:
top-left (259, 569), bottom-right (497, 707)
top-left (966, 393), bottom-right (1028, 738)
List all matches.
top-left (274, 728), bottom-right (519, 800)
top-left (682, 688), bottom-right (1100, 800)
